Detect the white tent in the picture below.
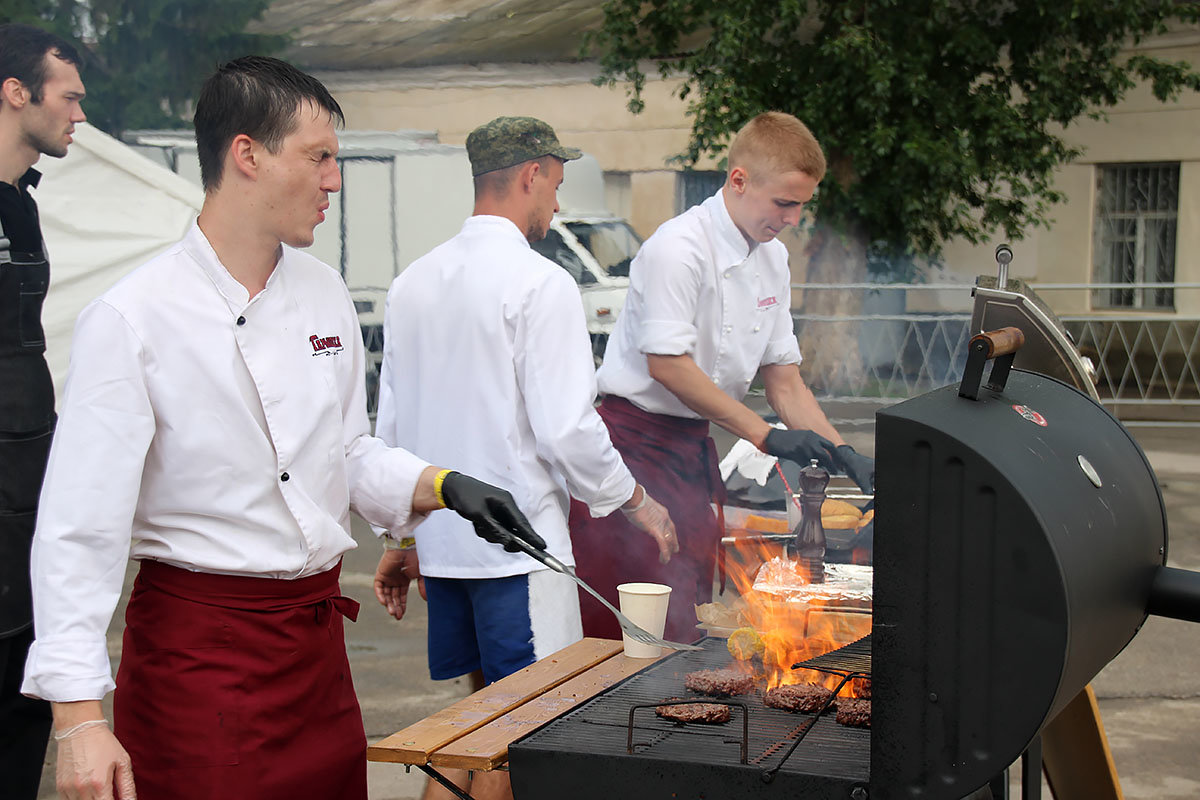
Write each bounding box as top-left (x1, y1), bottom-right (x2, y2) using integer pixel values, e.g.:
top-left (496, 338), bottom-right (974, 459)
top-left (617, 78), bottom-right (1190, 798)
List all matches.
top-left (34, 122), bottom-right (203, 397)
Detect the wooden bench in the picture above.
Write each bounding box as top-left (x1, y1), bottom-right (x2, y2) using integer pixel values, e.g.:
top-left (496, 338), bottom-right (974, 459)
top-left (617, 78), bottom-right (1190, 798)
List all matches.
top-left (368, 637), bottom-right (662, 792)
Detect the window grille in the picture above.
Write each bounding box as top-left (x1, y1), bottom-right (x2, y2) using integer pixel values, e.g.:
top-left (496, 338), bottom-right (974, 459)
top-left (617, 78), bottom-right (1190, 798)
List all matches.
top-left (676, 170), bottom-right (725, 213)
top-left (1093, 163), bottom-right (1179, 310)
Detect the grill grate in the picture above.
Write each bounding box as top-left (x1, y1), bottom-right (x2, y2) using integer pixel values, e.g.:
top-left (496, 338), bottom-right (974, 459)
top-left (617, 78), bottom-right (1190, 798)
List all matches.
top-left (512, 637), bottom-right (869, 787)
top-left (792, 634), bottom-right (872, 677)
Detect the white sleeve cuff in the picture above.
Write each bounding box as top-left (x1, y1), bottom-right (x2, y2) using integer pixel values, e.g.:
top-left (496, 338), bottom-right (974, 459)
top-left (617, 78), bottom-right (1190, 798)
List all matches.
top-left (20, 634), bottom-right (115, 702)
top-left (762, 335), bottom-right (803, 366)
top-left (638, 320), bottom-right (697, 356)
top-left (346, 436), bottom-right (433, 534)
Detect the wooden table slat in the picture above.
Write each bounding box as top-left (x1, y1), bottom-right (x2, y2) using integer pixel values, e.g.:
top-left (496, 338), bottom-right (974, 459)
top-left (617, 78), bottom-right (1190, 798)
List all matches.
top-left (430, 652), bottom-right (663, 770)
top-left (367, 637), bottom-right (624, 765)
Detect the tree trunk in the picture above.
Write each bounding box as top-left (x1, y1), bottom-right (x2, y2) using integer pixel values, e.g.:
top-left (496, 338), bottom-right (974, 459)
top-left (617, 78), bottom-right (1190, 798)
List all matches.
top-left (792, 219), bottom-right (870, 396)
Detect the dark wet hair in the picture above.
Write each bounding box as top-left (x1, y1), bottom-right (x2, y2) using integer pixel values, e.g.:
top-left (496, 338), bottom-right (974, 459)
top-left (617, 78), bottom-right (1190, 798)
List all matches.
top-left (193, 55), bottom-right (345, 191)
top-left (0, 23), bottom-right (82, 104)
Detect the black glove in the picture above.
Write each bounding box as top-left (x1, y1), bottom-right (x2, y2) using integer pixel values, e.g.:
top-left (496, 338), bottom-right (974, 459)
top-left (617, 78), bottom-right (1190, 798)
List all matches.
top-left (763, 428), bottom-right (838, 471)
top-left (440, 472), bottom-right (548, 553)
top-left (836, 444), bottom-right (875, 493)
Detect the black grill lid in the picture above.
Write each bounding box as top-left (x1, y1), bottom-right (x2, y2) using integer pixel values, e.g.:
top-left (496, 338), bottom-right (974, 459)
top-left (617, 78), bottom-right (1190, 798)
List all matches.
top-left (870, 368), bottom-right (1167, 798)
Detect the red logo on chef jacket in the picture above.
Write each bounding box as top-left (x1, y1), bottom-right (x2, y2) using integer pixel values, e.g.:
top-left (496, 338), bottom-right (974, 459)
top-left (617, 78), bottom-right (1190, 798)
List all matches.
top-left (309, 334), bottom-right (344, 356)
top-left (1012, 404), bottom-right (1047, 427)
top-left (757, 296), bottom-right (778, 309)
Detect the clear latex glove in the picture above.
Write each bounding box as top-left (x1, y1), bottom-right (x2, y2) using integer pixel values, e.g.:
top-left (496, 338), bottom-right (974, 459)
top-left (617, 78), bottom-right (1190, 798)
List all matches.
top-left (374, 548), bottom-right (425, 620)
top-left (55, 720), bottom-right (137, 800)
top-left (621, 487), bottom-right (679, 564)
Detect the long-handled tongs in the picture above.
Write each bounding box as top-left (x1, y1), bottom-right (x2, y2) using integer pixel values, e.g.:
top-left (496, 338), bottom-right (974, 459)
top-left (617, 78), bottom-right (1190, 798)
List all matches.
top-left (506, 535), bottom-right (702, 652)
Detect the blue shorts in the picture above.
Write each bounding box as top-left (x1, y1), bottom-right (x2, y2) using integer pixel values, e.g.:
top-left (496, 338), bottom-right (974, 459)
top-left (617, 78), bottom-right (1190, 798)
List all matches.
top-left (424, 570), bottom-right (582, 685)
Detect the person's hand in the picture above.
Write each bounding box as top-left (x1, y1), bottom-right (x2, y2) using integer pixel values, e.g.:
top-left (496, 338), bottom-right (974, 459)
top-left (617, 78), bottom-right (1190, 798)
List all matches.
top-left (836, 444), bottom-right (875, 493)
top-left (55, 719), bottom-right (137, 799)
top-left (441, 472), bottom-right (548, 553)
top-left (620, 486), bottom-right (678, 564)
top-left (763, 428), bottom-right (838, 470)
top-left (373, 549), bottom-right (424, 620)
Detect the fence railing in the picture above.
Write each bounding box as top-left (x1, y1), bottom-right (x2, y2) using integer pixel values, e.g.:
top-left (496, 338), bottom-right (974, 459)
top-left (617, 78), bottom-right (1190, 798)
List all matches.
top-left (354, 282), bottom-right (1200, 421)
top-left (791, 282), bottom-right (1200, 418)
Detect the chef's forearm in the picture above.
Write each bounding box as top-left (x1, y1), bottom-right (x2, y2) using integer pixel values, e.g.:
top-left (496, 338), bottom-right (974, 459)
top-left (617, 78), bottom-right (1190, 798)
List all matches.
top-left (761, 364), bottom-right (844, 446)
top-left (52, 699), bottom-right (107, 730)
top-left (411, 465), bottom-right (443, 513)
top-left (646, 353), bottom-right (773, 447)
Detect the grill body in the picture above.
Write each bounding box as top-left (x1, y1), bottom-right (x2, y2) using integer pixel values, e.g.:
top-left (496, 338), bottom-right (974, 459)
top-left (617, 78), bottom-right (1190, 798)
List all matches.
top-left (870, 368), bottom-right (1167, 798)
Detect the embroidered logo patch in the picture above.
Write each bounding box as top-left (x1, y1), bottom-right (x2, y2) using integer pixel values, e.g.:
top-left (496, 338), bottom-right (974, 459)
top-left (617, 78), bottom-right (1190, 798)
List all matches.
top-left (310, 334), bottom-right (344, 356)
top-left (757, 296), bottom-right (778, 309)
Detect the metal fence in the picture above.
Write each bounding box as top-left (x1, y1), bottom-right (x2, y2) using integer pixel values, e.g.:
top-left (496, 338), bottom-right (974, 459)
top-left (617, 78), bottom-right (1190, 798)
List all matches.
top-left (790, 282), bottom-right (1200, 420)
top-left (354, 281), bottom-right (1200, 422)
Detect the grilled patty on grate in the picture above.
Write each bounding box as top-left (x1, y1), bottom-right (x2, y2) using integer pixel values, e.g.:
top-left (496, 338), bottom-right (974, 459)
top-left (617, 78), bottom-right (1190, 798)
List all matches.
top-left (655, 698), bottom-right (732, 724)
top-left (684, 669), bottom-right (756, 697)
top-left (763, 683), bottom-right (836, 713)
top-left (854, 677), bottom-right (871, 698)
top-left (835, 698), bottom-right (871, 728)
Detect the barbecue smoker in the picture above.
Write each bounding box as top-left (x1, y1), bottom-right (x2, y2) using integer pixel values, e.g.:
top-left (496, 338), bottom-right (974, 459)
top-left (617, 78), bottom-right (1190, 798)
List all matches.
top-left (509, 249), bottom-right (1200, 800)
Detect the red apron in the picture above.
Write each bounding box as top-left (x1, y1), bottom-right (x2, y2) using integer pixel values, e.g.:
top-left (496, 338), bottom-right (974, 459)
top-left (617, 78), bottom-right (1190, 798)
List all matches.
top-left (569, 396), bottom-right (726, 643)
top-left (114, 559), bottom-right (365, 800)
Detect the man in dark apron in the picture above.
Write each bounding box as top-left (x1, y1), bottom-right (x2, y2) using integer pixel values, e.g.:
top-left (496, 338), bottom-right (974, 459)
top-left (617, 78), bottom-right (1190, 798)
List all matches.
top-left (0, 23), bottom-right (86, 800)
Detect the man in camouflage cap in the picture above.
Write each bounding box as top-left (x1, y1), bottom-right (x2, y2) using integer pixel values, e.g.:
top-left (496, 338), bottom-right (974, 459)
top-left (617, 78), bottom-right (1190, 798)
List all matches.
top-left (465, 115), bottom-right (581, 176)
top-left (373, 116), bottom-right (677, 800)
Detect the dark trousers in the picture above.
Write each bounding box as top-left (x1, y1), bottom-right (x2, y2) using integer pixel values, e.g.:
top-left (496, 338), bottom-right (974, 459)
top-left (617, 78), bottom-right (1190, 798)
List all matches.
top-left (0, 626), bottom-right (52, 800)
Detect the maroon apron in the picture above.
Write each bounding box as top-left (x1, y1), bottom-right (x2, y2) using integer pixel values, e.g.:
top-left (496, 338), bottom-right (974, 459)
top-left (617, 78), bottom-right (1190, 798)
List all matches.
top-left (569, 396), bottom-right (726, 643)
top-left (114, 559), bottom-right (365, 800)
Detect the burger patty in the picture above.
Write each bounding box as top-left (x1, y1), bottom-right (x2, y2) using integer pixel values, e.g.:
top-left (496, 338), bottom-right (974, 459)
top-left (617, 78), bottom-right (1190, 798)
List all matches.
top-left (835, 698), bottom-right (872, 728)
top-left (656, 699), bottom-right (732, 724)
top-left (854, 677), bottom-right (872, 699)
top-left (763, 683), bottom-right (836, 713)
top-left (684, 669), bottom-right (756, 697)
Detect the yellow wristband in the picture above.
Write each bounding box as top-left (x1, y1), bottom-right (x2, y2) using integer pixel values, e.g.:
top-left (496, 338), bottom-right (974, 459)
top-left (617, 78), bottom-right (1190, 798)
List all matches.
top-left (383, 535), bottom-right (416, 551)
top-left (433, 469), bottom-right (454, 509)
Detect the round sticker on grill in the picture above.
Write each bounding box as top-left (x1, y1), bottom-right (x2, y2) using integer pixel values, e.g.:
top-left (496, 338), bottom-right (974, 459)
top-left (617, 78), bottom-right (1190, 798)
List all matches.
top-left (1012, 404), bottom-right (1047, 427)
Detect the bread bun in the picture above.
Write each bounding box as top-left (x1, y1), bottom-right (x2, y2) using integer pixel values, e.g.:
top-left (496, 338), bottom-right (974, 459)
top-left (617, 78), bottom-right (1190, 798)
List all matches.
top-left (821, 514), bottom-right (861, 530)
top-left (821, 498), bottom-right (862, 519)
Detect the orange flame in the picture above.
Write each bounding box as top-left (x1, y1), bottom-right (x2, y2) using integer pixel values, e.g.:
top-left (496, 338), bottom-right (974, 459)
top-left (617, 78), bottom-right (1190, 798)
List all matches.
top-left (722, 527), bottom-right (871, 694)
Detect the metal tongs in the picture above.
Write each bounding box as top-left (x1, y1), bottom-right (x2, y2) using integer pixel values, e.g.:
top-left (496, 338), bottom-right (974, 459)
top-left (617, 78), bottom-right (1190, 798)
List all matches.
top-left (506, 535), bottom-right (702, 652)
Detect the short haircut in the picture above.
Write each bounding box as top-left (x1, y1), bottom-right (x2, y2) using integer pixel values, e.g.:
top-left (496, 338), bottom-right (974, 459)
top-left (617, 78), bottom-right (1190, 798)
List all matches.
top-left (473, 155), bottom-right (558, 199)
top-left (0, 23), bottom-right (82, 104)
top-left (727, 111), bottom-right (826, 183)
top-left (194, 55), bottom-right (345, 192)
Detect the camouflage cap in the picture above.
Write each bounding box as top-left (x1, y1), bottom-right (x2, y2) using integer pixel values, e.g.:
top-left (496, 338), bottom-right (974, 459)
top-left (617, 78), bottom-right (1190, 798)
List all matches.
top-left (466, 116), bottom-right (582, 176)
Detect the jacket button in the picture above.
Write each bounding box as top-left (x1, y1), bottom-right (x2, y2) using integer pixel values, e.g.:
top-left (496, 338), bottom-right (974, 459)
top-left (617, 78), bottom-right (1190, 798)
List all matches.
top-left (237, 316), bottom-right (246, 326)
top-left (280, 472), bottom-right (290, 482)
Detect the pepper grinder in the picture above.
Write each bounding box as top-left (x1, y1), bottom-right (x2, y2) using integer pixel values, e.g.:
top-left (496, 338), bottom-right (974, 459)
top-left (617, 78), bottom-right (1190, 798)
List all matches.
top-left (792, 459), bottom-right (828, 584)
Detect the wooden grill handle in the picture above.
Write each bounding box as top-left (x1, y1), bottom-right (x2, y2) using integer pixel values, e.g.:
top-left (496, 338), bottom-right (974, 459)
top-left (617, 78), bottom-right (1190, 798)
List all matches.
top-left (959, 326), bottom-right (1025, 400)
top-left (969, 327), bottom-right (1025, 358)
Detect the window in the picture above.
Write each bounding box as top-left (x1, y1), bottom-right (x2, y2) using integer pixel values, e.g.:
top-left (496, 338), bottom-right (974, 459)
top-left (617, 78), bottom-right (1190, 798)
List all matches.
top-left (531, 229), bottom-right (596, 285)
top-left (676, 170), bottom-right (725, 213)
top-left (1093, 163), bottom-right (1179, 310)
top-left (563, 220), bottom-right (642, 278)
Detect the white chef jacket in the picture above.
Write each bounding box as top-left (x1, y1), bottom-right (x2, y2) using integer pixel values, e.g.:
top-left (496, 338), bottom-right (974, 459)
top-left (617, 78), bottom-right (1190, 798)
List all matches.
top-left (596, 190), bottom-right (802, 418)
top-left (22, 223), bottom-right (430, 702)
top-left (376, 215), bottom-right (636, 579)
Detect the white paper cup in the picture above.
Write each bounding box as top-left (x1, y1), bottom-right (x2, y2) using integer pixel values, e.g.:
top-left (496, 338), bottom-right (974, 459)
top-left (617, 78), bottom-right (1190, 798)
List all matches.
top-left (617, 582), bottom-right (672, 658)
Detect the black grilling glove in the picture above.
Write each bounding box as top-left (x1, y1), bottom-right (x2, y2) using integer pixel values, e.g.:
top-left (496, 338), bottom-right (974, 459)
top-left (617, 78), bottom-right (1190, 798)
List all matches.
top-left (440, 472), bottom-right (548, 553)
top-left (835, 444), bottom-right (875, 494)
top-left (763, 428), bottom-right (838, 471)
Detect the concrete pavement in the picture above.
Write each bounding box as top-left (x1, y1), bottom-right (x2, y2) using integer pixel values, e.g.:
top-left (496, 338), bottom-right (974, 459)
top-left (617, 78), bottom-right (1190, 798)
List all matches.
top-left (34, 420), bottom-right (1200, 799)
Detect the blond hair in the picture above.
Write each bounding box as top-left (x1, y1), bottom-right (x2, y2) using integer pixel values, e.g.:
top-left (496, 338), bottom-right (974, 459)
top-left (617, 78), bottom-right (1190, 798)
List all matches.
top-left (727, 112), bottom-right (826, 183)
